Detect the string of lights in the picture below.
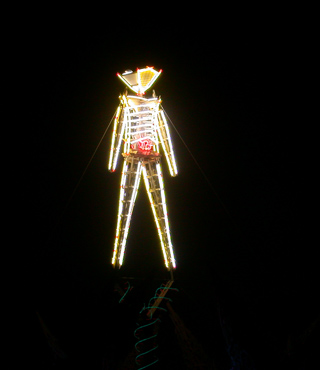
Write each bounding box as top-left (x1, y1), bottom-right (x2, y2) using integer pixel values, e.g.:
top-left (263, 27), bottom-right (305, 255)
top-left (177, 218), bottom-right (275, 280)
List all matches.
top-left (108, 67), bottom-right (178, 271)
top-left (134, 284), bottom-right (179, 369)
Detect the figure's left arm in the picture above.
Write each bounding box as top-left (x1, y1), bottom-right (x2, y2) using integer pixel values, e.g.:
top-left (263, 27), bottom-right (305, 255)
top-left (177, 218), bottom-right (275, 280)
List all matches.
top-left (108, 97), bottom-right (126, 172)
top-left (157, 106), bottom-right (178, 177)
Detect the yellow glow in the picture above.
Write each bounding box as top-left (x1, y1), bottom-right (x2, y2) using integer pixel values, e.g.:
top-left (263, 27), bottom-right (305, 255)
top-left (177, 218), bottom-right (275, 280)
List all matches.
top-left (117, 67), bottom-right (162, 95)
top-left (108, 106), bottom-right (121, 171)
top-left (112, 161), bottom-right (128, 265)
top-left (142, 166), bottom-right (169, 269)
top-left (109, 78), bottom-right (177, 270)
top-left (158, 110), bottom-right (178, 177)
top-left (108, 94), bottom-right (131, 172)
top-left (156, 163), bottom-right (176, 268)
top-left (118, 161), bottom-right (142, 266)
top-left (139, 69), bottom-right (157, 87)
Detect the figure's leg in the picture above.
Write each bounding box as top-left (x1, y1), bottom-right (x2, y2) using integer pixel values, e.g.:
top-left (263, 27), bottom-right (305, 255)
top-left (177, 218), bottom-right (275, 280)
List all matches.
top-left (112, 157), bottom-right (142, 268)
top-left (142, 160), bottom-right (176, 271)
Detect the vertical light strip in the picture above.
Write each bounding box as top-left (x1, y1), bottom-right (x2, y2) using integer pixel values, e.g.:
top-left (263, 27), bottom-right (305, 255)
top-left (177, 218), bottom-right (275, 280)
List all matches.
top-left (112, 160), bottom-right (128, 266)
top-left (124, 107), bottom-right (130, 154)
top-left (156, 110), bottom-right (172, 175)
top-left (142, 165), bottom-right (169, 269)
top-left (112, 111), bottom-right (126, 171)
top-left (109, 94), bottom-right (128, 172)
top-left (153, 105), bottom-right (160, 153)
top-left (118, 160), bottom-right (142, 266)
top-left (160, 110), bottom-right (178, 176)
top-left (156, 163), bottom-right (176, 268)
top-left (108, 106), bottom-right (121, 171)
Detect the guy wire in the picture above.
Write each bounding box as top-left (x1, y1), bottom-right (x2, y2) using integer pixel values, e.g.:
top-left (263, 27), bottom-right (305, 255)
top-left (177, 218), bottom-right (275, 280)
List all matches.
top-left (50, 111), bottom-right (116, 236)
top-left (161, 106), bottom-right (239, 231)
top-left (33, 110), bottom-right (116, 266)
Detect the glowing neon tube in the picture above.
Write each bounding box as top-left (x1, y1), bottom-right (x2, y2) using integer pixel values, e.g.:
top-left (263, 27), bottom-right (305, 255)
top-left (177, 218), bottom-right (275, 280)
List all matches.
top-left (108, 106), bottom-right (121, 171)
top-left (142, 166), bottom-right (169, 269)
top-left (156, 163), bottom-right (176, 268)
top-left (159, 110), bottom-right (178, 176)
top-left (112, 160), bottom-right (128, 265)
top-left (118, 161), bottom-right (142, 266)
top-left (109, 67), bottom-right (177, 271)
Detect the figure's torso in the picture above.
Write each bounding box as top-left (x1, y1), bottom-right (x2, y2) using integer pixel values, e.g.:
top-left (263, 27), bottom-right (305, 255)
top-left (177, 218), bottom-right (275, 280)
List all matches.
top-left (123, 95), bottom-right (160, 157)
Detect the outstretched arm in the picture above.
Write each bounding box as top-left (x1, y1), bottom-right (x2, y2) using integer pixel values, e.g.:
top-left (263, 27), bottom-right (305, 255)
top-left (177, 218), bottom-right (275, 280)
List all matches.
top-left (108, 98), bottom-right (125, 172)
top-left (157, 107), bottom-right (178, 177)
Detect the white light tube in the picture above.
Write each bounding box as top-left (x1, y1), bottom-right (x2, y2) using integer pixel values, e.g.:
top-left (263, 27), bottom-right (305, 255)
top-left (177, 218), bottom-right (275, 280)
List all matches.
top-left (108, 106), bottom-right (121, 171)
top-left (129, 129), bottom-right (154, 136)
top-left (142, 166), bottom-right (169, 269)
top-left (156, 163), bottom-right (176, 268)
top-left (112, 161), bottom-right (128, 265)
top-left (116, 73), bottom-right (138, 94)
top-left (127, 95), bottom-right (158, 102)
top-left (119, 161), bottom-right (142, 266)
top-left (160, 111), bottom-right (178, 176)
top-left (157, 117), bottom-right (174, 176)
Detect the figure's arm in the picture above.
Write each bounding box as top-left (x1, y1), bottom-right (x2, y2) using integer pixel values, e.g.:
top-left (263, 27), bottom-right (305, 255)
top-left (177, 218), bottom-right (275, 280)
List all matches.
top-left (157, 107), bottom-right (178, 177)
top-left (108, 98), bottom-right (125, 172)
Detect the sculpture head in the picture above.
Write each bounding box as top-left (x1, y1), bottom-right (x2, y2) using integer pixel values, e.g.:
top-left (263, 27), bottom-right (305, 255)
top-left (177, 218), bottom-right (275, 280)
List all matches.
top-left (117, 66), bottom-right (162, 96)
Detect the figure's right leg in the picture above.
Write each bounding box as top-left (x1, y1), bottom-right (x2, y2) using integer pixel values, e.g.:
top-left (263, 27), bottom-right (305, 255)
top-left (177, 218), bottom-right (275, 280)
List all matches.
top-left (112, 156), bottom-right (142, 268)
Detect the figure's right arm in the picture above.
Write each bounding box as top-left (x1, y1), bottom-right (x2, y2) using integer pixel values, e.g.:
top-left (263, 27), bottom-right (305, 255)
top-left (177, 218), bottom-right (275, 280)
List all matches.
top-left (108, 99), bottom-right (125, 172)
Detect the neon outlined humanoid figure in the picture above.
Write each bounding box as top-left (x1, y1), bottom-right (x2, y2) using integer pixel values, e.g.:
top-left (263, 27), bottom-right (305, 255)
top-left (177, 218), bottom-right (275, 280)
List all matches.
top-left (108, 67), bottom-right (177, 271)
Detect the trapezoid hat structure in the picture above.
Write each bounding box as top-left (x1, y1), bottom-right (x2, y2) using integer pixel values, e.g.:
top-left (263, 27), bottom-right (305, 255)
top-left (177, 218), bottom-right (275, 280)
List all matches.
top-left (108, 67), bottom-right (178, 272)
top-left (117, 66), bottom-right (162, 95)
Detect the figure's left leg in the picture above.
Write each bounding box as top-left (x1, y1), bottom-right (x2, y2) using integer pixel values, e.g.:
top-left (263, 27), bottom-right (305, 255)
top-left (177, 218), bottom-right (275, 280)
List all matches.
top-left (112, 157), bottom-right (142, 268)
top-left (142, 160), bottom-right (176, 271)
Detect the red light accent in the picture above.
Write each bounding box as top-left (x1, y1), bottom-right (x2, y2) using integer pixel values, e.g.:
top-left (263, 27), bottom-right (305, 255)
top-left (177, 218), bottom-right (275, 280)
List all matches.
top-left (138, 139), bottom-right (153, 154)
top-left (159, 69), bottom-right (163, 73)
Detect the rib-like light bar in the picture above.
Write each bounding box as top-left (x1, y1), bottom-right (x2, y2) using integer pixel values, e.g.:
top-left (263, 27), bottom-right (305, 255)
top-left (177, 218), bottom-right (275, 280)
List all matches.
top-left (127, 95), bottom-right (158, 103)
top-left (131, 129), bottom-right (154, 136)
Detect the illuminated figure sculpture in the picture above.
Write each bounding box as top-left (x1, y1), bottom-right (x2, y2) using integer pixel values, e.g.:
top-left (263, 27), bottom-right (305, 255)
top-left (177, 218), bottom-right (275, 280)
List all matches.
top-left (108, 67), bottom-right (178, 271)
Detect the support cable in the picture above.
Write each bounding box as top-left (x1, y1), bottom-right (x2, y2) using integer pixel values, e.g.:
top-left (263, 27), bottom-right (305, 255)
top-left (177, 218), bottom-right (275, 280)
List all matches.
top-left (33, 111), bottom-right (116, 264)
top-left (161, 106), bottom-right (240, 231)
top-left (60, 111), bottom-right (116, 218)
top-left (52, 111), bottom-right (116, 232)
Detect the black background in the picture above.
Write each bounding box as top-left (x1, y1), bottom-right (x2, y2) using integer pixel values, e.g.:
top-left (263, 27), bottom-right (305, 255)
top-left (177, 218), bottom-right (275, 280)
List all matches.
top-left (18, 12), bottom-right (317, 370)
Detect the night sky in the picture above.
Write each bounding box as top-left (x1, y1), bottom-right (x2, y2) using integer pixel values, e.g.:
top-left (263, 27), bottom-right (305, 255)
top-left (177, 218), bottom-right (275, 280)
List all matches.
top-left (21, 18), bottom-right (317, 369)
